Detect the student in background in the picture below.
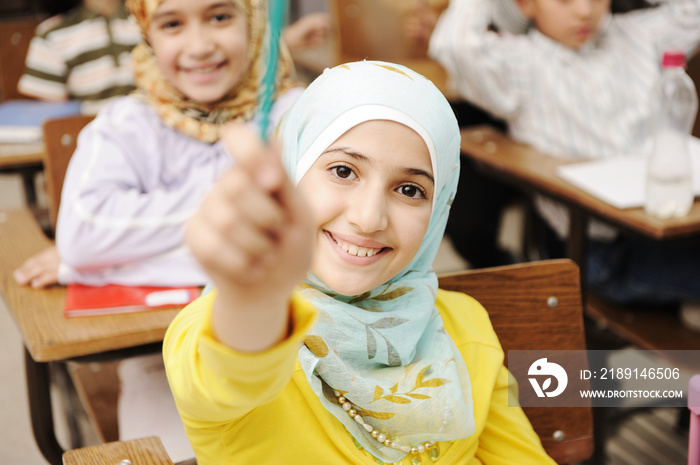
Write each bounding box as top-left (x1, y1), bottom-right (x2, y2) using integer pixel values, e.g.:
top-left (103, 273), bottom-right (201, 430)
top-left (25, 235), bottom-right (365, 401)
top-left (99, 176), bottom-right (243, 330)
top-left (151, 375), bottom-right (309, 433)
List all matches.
top-left (429, 0), bottom-right (700, 329)
top-left (164, 60), bottom-right (555, 464)
top-left (17, 0), bottom-right (326, 115)
top-left (17, 0), bottom-right (302, 460)
top-left (406, 0), bottom-right (516, 269)
top-left (14, 0), bottom-right (304, 289)
top-left (18, 0), bottom-right (141, 114)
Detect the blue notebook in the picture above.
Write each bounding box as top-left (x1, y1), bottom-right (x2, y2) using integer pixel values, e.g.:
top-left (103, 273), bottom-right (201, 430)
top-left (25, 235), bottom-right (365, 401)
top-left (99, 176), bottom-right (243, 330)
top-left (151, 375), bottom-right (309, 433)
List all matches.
top-left (0, 99), bottom-right (82, 143)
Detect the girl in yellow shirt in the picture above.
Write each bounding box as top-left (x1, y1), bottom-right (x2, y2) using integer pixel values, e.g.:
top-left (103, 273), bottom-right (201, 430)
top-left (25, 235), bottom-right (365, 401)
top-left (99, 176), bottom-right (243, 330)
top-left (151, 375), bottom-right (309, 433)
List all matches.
top-left (165, 60), bottom-right (556, 464)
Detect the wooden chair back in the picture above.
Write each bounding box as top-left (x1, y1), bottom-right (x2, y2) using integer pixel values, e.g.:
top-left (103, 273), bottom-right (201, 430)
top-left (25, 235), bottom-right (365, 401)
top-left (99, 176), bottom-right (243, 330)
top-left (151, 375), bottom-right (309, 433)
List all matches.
top-left (0, 16), bottom-right (40, 101)
top-left (329, 0), bottom-right (419, 63)
top-left (438, 259), bottom-right (593, 464)
top-left (42, 114), bottom-right (95, 233)
top-left (62, 436), bottom-right (175, 465)
top-left (326, 0), bottom-right (456, 99)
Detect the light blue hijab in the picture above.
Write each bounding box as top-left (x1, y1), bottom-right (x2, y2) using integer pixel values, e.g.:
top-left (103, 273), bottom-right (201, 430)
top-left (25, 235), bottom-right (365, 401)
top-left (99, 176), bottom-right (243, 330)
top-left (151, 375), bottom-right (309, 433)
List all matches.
top-left (278, 61), bottom-right (475, 463)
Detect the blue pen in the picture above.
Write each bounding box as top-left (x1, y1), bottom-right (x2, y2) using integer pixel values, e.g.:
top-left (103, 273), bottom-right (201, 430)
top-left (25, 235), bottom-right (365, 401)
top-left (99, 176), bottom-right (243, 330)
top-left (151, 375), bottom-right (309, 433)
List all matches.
top-left (259, 0), bottom-right (287, 141)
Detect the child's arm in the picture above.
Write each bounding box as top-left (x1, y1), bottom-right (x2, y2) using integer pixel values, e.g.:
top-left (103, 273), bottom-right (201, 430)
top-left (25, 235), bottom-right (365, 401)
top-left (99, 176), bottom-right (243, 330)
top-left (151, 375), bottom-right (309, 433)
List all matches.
top-left (162, 125), bottom-right (313, 428)
top-left (623, 0), bottom-right (700, 56)
top-left (185, 124), bottom-right (312, 352)
top-left (54, 102), bottom-right (225, 283)
top-left (429, 0), bottom-right (531, 119)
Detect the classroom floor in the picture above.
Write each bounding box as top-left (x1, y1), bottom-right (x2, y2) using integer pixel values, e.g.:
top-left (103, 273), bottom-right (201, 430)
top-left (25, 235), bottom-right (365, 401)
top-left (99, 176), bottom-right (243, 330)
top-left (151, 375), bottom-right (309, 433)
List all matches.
top-left (0, 173), bottom-right (690, 464)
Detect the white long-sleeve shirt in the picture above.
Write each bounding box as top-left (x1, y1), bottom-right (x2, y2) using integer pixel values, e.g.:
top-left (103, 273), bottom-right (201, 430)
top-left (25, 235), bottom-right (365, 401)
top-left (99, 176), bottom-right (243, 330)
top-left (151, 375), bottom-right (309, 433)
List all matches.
top-left (430, 0), bottom-right (700, 238)
top-left (56, 89), bottom-right (302, 286)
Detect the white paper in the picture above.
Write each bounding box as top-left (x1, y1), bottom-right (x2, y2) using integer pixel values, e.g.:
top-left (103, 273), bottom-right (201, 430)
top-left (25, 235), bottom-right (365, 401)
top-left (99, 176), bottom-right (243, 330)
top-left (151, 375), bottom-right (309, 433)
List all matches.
top-left (556, 138), bottom-right (700, 209)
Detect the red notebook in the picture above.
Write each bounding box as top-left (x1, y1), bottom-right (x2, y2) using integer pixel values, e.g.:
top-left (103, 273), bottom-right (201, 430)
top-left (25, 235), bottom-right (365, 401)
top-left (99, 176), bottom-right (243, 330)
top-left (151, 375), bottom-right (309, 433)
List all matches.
top-left (64, 283), bottom-right (200, 317)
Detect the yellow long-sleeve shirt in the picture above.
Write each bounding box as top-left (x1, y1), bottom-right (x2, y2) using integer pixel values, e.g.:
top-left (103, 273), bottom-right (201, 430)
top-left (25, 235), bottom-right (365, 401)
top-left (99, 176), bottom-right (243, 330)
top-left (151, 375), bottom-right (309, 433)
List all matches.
top-left (163, 289), bottom-right (556, 464)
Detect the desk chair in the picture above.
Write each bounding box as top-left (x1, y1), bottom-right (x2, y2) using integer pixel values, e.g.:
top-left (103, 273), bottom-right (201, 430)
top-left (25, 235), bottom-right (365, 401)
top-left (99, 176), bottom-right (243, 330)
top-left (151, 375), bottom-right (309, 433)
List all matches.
top-left (438, 259), bottom-right (593, 464)
top-left (327, 0), bottom-right (456, 99)
top-left (61, 259), bottom-right (591, 465)
top-left (0, 16), bottom-right (40, 102)
top-left (461, 125), bottom-right (700, 463)
top-left (42, 114), bottom-right (121, 447)
top-left (41, 114), bottom-right (95, 234)
top-left (63, 436), bottom-right (174, 465)
top-left (0, 17), bottom-right (47, 209)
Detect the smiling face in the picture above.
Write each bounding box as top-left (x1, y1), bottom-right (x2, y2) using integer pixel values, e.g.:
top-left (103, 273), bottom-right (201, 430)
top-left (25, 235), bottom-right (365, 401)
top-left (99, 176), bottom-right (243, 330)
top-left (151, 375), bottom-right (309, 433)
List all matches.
top-left (296, 120), bottom-right (434, 296)
top-left (519, 0), bottom-right (610, 49)
top-left (147, 0), bottom-right (249, 103)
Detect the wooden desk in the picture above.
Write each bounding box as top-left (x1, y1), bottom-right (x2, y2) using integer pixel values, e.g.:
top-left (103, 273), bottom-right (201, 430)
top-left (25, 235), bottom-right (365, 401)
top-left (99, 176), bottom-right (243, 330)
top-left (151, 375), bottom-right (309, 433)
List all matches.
top-left (460, 126), bottom-right (700, 264)
top-left (0, 207), bottom-right (183, 464)
top-left (459, 126), bottom-right (700, 348)
top-left (460, 126), bottom-right (700, 462)
top-left (0, 142), bottom-right (43, 205)
top-left (62, 436), bottom-right (174, 465)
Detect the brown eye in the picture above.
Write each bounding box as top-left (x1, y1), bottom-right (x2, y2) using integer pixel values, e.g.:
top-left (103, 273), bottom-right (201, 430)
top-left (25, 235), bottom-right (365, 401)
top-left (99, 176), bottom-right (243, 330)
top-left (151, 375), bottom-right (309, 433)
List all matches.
top-left (397, 184), bottom-right (426, 199)
top-left (331, 165), bottom-right (354, 179)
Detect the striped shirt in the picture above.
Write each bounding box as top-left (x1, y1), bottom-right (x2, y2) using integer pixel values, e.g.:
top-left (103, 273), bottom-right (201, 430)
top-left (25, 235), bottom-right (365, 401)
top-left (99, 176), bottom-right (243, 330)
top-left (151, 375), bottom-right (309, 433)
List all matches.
top-left (430, 0), bottom-right (700, 238)
top-left (17, 4), bottom-right (140, 115)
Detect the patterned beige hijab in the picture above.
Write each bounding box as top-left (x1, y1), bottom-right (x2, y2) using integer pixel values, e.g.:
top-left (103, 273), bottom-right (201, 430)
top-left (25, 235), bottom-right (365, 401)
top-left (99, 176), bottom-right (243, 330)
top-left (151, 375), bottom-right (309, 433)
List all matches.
top-left (126, 0), bottom-right (296, 142)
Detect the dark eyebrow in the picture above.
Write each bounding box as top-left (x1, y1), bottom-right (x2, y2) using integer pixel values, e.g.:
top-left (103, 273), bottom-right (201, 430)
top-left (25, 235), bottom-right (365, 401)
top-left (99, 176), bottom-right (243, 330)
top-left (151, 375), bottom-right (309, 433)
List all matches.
top-left (151, 10), bottom-right (176, 22)
top-left (152, 2), bottom-right (236, 21)
top-left (320, 147), bottom-right (434, 185)
top-left (405, 167), bottom-right (434, 185)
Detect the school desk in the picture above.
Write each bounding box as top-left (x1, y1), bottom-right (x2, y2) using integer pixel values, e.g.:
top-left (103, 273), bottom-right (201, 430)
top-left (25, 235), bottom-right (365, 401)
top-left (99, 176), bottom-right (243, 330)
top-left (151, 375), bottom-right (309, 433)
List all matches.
top-left (0, 141), bottom-right (43, 205)
top-left (62, 436), bottom-right (174, 465)
top-left (0, 207), bottom-right (183, 465)
top-left (459, 126), bottom-right (700, 354)
top-left (460, 126), bottom-right (700, 263)
top-left (460, 125), bottom-right (700, 463)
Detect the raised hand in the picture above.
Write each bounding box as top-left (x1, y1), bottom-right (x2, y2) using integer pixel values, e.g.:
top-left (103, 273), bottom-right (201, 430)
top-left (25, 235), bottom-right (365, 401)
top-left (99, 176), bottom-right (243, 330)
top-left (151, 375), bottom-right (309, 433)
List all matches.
top-left (185, 123), bottom-right (312, 352)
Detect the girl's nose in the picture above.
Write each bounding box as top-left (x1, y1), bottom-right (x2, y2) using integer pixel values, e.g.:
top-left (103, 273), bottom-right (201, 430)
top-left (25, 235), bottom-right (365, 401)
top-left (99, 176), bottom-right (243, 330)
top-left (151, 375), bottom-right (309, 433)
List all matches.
top-left (186, 25), bottom-right (216, 58)
top-left (575, 0), bottom-right (593, 16)
top-left (345, 186), bottom-right (389, 233)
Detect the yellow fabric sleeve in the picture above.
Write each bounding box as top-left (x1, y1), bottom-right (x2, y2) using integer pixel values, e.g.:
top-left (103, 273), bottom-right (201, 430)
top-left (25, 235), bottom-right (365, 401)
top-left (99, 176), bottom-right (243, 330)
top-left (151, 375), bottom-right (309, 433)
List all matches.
top-left (163, 289), bottom-right (317, 425)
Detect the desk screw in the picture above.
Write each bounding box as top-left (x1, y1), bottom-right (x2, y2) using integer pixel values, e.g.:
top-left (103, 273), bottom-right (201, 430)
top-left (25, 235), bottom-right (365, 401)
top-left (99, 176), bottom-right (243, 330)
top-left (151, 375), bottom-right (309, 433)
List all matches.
top-left (61, 134), bottom-right (73, 146)
top-left (547, 296), bottom-right (558, 308)
top-left (553, 430), bottom-right (565, 442)
top-left (484, 141), bottom-right (497, 153)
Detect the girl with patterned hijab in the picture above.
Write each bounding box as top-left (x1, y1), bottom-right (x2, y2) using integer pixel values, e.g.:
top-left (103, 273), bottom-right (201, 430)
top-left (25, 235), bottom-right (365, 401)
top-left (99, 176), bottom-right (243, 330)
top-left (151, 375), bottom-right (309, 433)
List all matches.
top-left (165, 61), bottom-right (555, 464)
top-left (13, 2), bottom-right (301, 461)
top-left (38, 0), bottom-right (302, 287)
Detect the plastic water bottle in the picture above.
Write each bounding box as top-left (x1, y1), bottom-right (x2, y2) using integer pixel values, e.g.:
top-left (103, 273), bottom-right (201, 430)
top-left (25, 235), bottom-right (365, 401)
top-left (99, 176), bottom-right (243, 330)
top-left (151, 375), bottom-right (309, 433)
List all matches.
top-left (645, 50), bottom-right (698, 219)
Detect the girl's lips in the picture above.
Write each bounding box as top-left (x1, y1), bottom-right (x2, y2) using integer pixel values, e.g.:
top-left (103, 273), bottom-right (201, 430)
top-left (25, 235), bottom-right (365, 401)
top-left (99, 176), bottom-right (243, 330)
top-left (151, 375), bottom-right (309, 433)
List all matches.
top-left (182, 60), bottom-right (225, 72)
top-left (575, 28), bottom-right (592, 39)
top-left (324, 231), bottom-right (390, 265)
top-left (181, 61), bottom-right (226, 83)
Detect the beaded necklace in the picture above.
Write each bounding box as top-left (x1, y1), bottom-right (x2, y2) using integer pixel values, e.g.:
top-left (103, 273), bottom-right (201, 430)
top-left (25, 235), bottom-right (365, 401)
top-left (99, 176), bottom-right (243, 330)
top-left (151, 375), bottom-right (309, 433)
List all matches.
top-left (333, 390), bottom-right (442, 464)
